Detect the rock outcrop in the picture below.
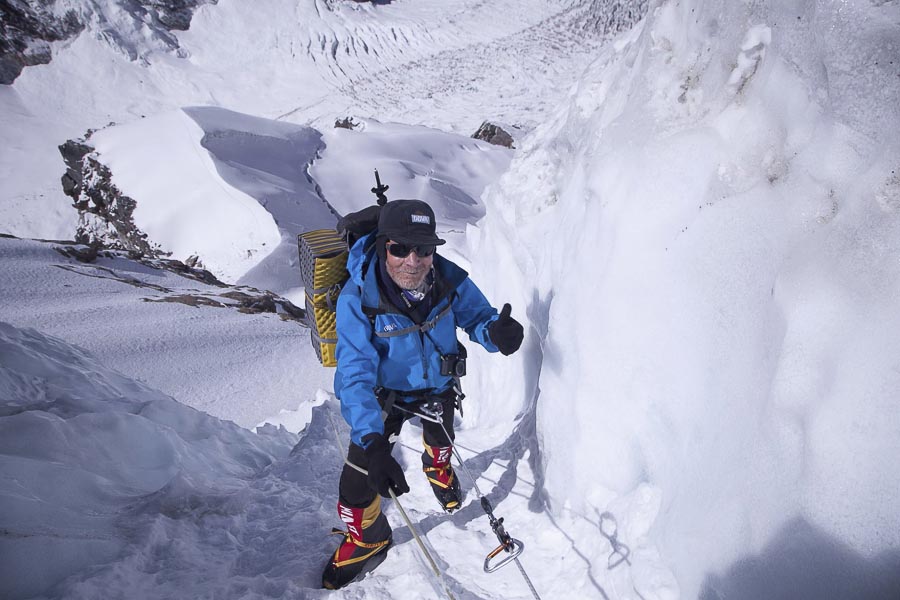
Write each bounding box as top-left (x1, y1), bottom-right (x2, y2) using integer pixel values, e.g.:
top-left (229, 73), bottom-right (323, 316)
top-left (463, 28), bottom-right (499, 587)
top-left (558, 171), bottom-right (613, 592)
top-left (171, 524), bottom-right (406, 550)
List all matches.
top-left (0, 0), bottom-right (218, 84)
top-left (472, 121), bottom-right (516, 149)
top-left (334, 116), bottom-right (360, 130)
top-left (59, 136), bottom-right (162, 257)
top-left (0, 1), bottom-right (83, 84)
top-left (53, 241), bottom-right (308, 324)
top-left (146, 0), bottom-right (216, 30)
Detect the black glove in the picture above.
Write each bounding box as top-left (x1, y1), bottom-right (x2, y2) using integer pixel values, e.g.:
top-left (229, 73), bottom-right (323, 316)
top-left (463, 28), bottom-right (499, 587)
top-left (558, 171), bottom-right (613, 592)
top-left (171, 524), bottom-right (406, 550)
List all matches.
top-left (489, 303), bottom-right (524, 356)
top-left (363, 434), bottom-right (410, 498)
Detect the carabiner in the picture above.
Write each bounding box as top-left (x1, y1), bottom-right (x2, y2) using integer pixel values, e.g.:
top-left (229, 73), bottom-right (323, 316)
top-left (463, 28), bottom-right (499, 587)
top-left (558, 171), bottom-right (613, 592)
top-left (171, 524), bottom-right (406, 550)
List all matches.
top-left (484, 537), bottom-right (525, 573)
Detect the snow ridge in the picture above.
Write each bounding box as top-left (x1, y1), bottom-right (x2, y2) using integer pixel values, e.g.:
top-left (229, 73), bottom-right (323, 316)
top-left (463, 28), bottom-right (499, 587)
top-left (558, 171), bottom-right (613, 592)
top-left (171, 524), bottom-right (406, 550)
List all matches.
top-left (0, 321), bottom-right (305, 599)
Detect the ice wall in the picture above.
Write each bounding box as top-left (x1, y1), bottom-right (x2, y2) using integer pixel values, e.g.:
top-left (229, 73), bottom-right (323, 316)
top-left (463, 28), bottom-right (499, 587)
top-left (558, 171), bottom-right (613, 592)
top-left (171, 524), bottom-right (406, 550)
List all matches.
top-left (471, 0), bottom-right (900, 597)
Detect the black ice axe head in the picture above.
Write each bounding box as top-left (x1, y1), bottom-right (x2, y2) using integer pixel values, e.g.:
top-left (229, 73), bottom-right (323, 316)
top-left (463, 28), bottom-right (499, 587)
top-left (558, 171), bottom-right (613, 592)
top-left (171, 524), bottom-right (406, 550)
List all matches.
top-left (371, 169), bottom-right (389, 206)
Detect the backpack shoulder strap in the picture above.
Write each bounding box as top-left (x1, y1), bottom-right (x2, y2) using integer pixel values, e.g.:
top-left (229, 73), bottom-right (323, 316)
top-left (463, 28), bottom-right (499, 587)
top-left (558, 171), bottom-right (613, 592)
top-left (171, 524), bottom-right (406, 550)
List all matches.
top-left (361, 304), bottom-right (380, 327)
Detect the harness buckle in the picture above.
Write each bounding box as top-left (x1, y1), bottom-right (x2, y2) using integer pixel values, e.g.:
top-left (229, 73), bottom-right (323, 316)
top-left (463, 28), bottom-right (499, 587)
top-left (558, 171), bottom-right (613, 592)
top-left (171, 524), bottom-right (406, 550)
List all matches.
top-left (419, 400), bottom-right (444, 421)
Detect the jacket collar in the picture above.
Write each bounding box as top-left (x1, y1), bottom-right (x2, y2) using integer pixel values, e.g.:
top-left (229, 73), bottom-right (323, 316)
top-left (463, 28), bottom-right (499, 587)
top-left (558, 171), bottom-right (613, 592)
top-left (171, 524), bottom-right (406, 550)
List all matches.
top-left (348, 233), bottom-right (468, 311)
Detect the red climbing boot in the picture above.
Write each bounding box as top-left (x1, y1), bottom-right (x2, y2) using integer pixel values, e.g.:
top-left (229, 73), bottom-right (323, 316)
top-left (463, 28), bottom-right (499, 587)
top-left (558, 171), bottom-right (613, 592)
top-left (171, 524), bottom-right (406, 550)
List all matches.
top-left (423, 444), bottom-right (462, 513)
top-left (322, 497), bottom-right (392, 589)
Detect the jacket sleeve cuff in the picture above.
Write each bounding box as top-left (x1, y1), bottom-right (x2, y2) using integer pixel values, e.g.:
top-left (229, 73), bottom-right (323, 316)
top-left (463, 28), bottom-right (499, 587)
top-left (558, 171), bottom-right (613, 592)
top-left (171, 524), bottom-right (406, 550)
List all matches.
top-left (360, 432), bottom-right (381, 450)
top-left (478, 316), bottom-right (501, 352)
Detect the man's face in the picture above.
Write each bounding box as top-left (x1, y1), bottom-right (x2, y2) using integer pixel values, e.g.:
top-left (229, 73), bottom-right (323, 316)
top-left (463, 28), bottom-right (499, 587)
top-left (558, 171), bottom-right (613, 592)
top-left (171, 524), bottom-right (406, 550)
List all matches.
top-left (384, 240), bottom-right (434, 290)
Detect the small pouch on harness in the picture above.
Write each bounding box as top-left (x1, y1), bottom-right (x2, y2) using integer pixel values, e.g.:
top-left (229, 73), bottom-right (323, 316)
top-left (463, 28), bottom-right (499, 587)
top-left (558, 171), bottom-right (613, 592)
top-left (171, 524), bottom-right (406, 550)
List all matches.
top-left (298, 229), bottom-right (349, 367)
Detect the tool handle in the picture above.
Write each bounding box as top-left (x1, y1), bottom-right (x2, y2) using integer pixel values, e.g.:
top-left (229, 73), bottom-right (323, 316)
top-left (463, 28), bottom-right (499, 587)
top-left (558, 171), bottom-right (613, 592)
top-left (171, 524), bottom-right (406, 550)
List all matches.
top-left (371, 169), bottom-right (389, 205)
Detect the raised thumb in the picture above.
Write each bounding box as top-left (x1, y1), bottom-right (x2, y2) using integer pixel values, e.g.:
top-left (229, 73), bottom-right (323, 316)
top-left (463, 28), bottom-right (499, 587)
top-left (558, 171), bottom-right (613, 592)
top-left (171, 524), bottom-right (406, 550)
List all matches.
top-left (499, 303), bottom-right (512, 320)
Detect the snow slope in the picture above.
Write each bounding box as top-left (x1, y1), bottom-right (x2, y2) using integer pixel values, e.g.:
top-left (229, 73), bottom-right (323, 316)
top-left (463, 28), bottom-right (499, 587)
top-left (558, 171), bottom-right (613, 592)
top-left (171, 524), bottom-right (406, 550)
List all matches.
top-left (73, 109), bottom-right (511, 294)
top-left (1, 0), bottom-right (627, 240)
top-left (0, 320), bottom-right (555, 600)
top-left (0, 319), bottom-right (306, 600)
top-left (0, 236), bottom-right (333, 429)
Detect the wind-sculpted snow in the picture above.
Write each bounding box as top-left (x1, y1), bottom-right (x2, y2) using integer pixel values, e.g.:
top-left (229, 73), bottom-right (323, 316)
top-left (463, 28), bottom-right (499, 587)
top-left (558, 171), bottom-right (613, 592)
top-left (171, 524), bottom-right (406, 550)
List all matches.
top-left (86, 108), bottom-right (286, 284)
top-left (0, 321), bottom-right (300, 598)
top-left (471, 1), bottom-right (900, 598)
top-left (61, 105), bottom-right (335, 292)
top-left (0, 320), bottom-right (571, 600)
top-left (2, 0), bottom-right (629, 240)
top-left (69, 109), bottom-right (512, 295)
top-left (309, 118), bottom-right (512, 232)
top-left (182, 106), bottom-right (339, 294)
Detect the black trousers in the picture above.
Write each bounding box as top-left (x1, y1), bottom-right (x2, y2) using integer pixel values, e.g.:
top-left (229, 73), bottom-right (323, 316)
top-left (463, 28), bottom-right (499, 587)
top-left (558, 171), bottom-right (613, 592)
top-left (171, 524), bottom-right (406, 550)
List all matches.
top-left (339, 391), bottom-right (456, 508)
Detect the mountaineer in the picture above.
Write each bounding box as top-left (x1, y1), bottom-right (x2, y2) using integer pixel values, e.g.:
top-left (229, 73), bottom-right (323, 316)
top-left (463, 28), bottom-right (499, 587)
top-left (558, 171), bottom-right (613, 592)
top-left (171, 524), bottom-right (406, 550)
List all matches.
top-left (322, 199), bottom-right (524, 589)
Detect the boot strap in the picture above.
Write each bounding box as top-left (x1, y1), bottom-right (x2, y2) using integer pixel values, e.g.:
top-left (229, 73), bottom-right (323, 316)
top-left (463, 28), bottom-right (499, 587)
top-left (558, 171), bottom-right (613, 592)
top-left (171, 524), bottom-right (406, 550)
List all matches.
top-left (423, 466), bottom-right (454, 489)
top-left (423, 465), bottom-right (450, 474)
top-left (331, 528), bottom-right (392, 551)
top-left (330, 529), bottom-right (391, 568)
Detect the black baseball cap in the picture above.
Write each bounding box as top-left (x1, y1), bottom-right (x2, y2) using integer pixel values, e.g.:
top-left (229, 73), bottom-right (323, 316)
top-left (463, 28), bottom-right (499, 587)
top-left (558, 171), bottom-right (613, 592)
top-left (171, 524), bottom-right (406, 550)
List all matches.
top-left (376, 199), bottom-right (446, 246)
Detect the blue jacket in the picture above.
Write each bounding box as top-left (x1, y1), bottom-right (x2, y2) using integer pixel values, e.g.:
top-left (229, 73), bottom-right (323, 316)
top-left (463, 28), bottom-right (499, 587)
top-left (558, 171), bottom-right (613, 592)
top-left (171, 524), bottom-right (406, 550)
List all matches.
top-left (334, 233), bottom-right (500, 447)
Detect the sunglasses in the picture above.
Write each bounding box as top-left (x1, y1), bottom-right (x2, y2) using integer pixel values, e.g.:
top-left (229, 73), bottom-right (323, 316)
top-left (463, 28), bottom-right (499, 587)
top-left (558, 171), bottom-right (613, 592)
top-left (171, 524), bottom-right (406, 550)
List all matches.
top-left (386, 242), bottom-right (437, 258)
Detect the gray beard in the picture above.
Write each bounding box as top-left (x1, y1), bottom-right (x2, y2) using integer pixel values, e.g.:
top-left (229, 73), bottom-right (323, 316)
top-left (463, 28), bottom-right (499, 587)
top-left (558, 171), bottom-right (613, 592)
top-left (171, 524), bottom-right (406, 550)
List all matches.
top-left (402, 277), bottom-right (431, 299)
top-left (399, 268), bottom-right (433, 302)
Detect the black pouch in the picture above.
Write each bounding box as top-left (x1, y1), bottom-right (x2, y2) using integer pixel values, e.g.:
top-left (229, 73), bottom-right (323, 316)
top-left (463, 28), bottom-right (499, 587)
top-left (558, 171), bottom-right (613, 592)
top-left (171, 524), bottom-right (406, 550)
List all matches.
top-left (336, 205), bottom-right (382, 249)
top-left (440, 341), bottom-right (468, 377)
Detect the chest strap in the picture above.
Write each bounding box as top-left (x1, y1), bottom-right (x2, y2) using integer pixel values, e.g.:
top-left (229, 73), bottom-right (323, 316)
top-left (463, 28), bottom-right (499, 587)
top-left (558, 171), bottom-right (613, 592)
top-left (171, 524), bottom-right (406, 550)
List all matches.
top-left (372, 302), bottom-right (454, 338)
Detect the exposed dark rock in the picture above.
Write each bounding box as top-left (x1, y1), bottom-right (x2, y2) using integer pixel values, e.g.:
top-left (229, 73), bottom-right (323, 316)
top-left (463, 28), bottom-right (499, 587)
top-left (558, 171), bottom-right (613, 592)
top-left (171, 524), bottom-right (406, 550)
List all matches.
top-left (50, 240), bottom-right (307, 324)
top-left (58, 134), bottom-right (163, 257)
top-left (472, 121), bottom-right (516, 149)
top-left (146, 1), bottom-right (207, 30)
top-left (222, 290), bottom-right (278, 314)
top-left (142, 286), bottom-right (307, 323)
top-left (0, 0), bottom-right (218, 84)
top-left (151, 294), bottom-right (228, 308)
top-left (59, 139), bottom-right (93, 196)
top-left (334, 116), bottom-right (359, 130)
top-left (0, 1), bottom-right (83, 84)
top-left (55, 242), bottom-right (104, 263)
top-left (55, 243), bottom-right (220, 284)
top-left (158, 258), bottom-right (223, 287)
top-left (580, 0), bottom-right (650, 36)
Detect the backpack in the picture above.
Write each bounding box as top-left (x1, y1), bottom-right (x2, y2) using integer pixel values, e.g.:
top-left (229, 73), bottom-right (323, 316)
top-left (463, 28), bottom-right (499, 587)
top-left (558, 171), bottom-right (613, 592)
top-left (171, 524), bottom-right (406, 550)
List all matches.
top-left (298, 204), bottom-right (382, 367)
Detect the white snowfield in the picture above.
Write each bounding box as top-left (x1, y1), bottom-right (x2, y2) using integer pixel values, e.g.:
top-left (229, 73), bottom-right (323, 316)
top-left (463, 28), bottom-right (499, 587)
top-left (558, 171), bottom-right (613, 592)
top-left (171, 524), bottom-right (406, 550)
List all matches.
top-left (2, 0), bottom-right (900, 599)
top-left (0, 0), bottom-right (612, 241)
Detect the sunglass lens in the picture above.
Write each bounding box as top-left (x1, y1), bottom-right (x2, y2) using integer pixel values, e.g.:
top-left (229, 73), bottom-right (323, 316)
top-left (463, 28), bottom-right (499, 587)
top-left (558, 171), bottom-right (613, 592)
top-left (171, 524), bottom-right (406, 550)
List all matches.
top-left (388, 243), bottom-right (412, 258)
top-left (387, 243), bottom-right (436, 258)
